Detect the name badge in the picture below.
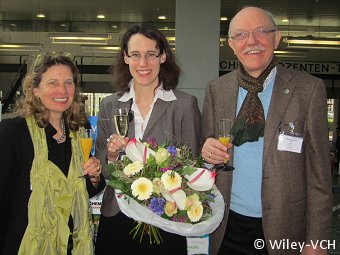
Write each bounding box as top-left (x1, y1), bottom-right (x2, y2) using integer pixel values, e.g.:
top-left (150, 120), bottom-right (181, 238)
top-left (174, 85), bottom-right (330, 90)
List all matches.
top-left (277, 134), bottom-right (303, 153)
top-left (187, 235), bottom-right (209, 255)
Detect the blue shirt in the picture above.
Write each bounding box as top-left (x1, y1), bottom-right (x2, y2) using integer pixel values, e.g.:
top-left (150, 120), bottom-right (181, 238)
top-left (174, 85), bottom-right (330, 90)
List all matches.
top-left (230, 68), bottom-right (277, 217)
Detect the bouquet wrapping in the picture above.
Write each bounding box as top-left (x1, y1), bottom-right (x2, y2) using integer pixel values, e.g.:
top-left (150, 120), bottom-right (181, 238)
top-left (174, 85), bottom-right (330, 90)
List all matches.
top-left (107, 137), bottom-right (224, 242)
top-left (115, 186), bottom-right (224, 236)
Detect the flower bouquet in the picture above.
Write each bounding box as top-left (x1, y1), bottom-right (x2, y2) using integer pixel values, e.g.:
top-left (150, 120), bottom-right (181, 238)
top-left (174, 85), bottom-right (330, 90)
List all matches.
top-left (107, 137), bottom-right (224, 244)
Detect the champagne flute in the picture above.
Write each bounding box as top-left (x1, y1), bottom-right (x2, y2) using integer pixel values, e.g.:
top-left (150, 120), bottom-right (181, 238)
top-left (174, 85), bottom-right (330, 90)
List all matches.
top-left (79, 128), bottom-right (95, 178)
top-left (113, 108), bottom-right (129, 157)
top-left (217, 119), bottom-right (234, 171)
top-left (113, 108), bottom-right (129, 138)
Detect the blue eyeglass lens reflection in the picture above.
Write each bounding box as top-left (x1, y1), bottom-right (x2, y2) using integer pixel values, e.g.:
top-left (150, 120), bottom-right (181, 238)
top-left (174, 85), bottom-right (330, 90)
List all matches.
top-left (230, 28), bottom-right (276, 40)
top-left (127, 52), bottom-right (161, 61)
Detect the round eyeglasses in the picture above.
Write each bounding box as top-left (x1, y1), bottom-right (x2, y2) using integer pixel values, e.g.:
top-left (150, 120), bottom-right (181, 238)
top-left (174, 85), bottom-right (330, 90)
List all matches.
top-left (229, 28), bottom-right (277, 41)
top-left (127, 52), bottom-right (161, 62)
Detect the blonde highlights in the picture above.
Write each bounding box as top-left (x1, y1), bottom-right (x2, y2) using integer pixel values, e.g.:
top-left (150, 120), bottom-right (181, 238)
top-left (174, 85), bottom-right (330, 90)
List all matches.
top-left (16, 52), bottom-right (87, 130)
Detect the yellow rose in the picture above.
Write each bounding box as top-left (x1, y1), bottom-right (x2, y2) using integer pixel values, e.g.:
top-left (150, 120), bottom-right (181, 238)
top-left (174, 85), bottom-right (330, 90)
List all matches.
top-left (187, 202), bottom-right (203, 222)
top-left (152, 178), bottom-right (162, 195)
top-left (185, 193), bottom-right (200, 210)
top-left (164, 201), bottom-right (177, 217)
top-left (155, 148), bottom-right (170, 164)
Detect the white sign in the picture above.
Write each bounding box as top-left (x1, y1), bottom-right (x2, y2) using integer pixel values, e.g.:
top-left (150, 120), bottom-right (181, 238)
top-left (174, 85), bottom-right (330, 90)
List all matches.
top-left (89, 190), bottom-right (104, 215)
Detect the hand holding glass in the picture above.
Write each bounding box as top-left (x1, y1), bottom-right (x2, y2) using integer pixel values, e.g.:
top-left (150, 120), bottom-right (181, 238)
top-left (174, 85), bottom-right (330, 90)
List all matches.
top-left (217, 119), bottom-right (234, 171)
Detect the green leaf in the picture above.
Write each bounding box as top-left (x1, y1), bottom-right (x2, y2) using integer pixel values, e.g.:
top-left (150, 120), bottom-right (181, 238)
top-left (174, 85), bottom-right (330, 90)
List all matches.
top-left (108, 178), bottom-right (127, 192)
top-left (182, 166), bottom-right (196, 176)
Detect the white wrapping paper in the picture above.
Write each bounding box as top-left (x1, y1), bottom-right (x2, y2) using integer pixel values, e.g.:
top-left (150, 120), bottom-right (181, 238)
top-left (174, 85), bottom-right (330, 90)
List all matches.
top-left (115, 187), bottom-right (225, 237)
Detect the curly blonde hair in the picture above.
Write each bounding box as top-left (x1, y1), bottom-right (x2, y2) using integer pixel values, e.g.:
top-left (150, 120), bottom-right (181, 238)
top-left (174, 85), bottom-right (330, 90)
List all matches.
top-left (16, 52), bottom-right (87, 131)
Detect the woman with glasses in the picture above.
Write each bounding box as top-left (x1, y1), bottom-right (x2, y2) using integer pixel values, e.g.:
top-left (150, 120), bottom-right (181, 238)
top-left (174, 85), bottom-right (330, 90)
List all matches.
top-left (94, 24), bottom-right (201, 254)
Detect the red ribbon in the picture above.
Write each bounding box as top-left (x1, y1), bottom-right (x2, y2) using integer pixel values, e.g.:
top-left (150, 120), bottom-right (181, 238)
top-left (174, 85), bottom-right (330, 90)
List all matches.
top-left (189, 169), bottom-right (206, 184)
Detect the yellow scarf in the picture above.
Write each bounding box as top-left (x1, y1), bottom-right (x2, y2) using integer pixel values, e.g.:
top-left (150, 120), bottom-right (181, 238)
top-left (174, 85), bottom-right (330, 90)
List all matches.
top-left (18, 116), bottom-right (94, 255)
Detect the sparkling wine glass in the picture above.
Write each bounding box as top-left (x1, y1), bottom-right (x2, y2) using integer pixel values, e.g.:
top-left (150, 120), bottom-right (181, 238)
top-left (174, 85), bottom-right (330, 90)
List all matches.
top-left (79, 128), bottom-right (95, 178)
top-left (113, 108), bottom-right (129, 157)
top-left (113, 108), bottom-right (129, 138)
top-left (217, 119), bottom-right (234, 171)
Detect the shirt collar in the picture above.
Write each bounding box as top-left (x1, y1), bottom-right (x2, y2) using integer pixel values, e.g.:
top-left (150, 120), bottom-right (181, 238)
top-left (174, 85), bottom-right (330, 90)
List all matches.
top-left (118, 79), bottom-right (177, 102)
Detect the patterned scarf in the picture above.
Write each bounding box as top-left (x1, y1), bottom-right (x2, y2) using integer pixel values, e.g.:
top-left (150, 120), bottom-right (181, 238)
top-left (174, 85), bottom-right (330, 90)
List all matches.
top-left (231, 57), bottom-right (277, 146)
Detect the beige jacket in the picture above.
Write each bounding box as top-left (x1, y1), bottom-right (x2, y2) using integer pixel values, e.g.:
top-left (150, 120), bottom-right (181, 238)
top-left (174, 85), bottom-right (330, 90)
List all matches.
top-left (202, 65), bottom-right (332, 255)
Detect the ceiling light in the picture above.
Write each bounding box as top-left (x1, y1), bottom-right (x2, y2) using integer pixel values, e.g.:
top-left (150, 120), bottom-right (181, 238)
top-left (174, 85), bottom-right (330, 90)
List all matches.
top-left (283, 36), bottom-right (340, 49)
top-left (36, 13), bottom-right (46, 18)
top-left (112, 25), bottom-right (118, 29)
top-left (281, 19), bottom-right (289, 23)
top-left (49, 33), bottom-right (112, 45)
top-left (0, 43), bottom-right (42, 51)
top-left (158, 16), bottom-right (167, 20)
top-left (220, 17), bottom-right (228, 21)
top-left (60, 23), bottom-right (66, 27)
top-left (159, 27), bottom-right (175, 31)
top-left (97, 14), bottom-right (106, 19)
top-left (81, 45), bottom-right (120, 53)
top-left (274, 49), bottom-right (309, 58)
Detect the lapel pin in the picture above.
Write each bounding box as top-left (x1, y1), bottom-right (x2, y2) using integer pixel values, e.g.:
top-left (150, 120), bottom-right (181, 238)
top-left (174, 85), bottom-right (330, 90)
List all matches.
top-left (283, 88), bottom-right (290, 94)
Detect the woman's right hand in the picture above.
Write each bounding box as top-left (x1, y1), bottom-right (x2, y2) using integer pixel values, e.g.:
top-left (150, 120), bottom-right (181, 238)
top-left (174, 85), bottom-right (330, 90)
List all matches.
top-left (107, 134), bottom-right (129, 161)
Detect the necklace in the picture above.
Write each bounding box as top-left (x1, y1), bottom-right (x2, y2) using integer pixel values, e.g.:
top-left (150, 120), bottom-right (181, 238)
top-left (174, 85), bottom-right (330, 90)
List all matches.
top-left (54, 118), bottom-right (66, 143)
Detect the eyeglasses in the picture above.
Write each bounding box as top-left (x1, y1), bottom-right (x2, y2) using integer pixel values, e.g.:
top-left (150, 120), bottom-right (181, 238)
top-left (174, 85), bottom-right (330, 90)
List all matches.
top-left (127, 52), bottom-right (161, 62)
top-left (229, 28), bottom-right (277, 41)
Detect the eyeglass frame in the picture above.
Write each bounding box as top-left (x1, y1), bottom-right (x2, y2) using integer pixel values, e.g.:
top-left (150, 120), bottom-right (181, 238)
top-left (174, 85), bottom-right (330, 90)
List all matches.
top-left (229, 28), bottom-right (277, 41)
top-left (126, 51), bottom-right (162, 62)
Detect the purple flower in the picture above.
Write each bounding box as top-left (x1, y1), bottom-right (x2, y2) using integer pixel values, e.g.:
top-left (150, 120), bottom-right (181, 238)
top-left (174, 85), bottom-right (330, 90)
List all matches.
top-left (148, 197), bottom-right (166, 216)
top-left (167, 146), bottom-right (177, 157)
top-left (160, 166), bottom-right (173, 172)
top-left (171, 216), bottom-right (187, 223)
top-left (146, 137), bottom-right (158, 150)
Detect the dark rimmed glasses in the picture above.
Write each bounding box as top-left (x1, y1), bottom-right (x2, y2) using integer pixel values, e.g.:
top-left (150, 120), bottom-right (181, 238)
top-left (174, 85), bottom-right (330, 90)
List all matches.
top-left (127, 52), bottom-right (161, 62)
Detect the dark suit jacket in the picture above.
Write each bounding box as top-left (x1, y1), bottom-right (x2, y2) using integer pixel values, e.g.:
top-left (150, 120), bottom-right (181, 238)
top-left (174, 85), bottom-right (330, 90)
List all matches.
top-left (95, 89), bottom-right (202, 217)
top-left (201, 65), bottom-right (332, 255)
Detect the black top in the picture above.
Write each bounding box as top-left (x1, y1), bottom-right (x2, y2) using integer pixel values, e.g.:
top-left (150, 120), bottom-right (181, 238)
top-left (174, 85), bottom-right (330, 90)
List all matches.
top-left (0, 117), bottom-right (106, 255)
top-left (45, 121), bottom-right (72, 176)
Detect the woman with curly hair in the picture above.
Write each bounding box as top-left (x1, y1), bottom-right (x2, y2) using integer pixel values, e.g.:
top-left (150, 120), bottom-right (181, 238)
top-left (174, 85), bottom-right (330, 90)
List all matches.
top-left (0, 52), bottom-right (106, 255)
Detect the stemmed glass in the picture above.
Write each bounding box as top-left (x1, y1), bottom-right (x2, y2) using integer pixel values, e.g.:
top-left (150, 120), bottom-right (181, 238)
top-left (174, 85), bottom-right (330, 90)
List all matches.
top-left (113, 108), bottom-right (129, 157)
top-left (216, 119), bottom-right (234, 171)
top-left (79, 128), bottom-right (95, 178)
top-left (113, 108), bottom-right (129, 138)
